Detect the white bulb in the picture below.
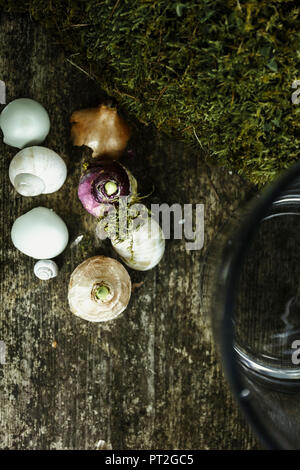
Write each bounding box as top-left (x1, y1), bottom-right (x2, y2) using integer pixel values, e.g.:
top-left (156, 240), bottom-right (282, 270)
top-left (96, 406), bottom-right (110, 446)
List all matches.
top-left (11, 207), bottom-right (69, 259)
top-left (110, 215), bottom-right (165, 271)
top-left (0, 98), bottom-right (50, 149)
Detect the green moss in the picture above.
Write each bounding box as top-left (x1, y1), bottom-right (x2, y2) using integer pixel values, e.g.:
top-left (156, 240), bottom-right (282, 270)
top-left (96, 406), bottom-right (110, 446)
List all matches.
top-left (1, 0), bottom-right (300, 186)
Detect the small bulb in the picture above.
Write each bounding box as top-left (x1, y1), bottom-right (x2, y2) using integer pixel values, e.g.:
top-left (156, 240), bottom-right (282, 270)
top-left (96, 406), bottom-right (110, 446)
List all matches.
top-left (0, 98), bottom-right (50, 149)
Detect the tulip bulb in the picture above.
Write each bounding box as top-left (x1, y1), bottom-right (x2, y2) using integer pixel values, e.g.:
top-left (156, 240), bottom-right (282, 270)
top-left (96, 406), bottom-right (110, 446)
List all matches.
top-left (68, 256), bottom-right (131, 322)
top-left (9, 146), bottom-right (67, 196)
top-left (0, 98), bottom-right (50, 148)
top-left (70, 103), bottom-right (131, 159)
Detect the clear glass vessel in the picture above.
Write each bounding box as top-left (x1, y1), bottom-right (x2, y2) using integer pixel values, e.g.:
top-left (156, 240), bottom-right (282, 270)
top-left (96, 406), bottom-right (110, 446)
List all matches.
top-left (210, 160), bottom-right (300, 449)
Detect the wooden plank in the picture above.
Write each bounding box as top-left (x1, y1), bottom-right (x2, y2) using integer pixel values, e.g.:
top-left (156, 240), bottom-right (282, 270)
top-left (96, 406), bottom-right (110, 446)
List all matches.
top-left (0, 13), bottom-right (259, 449)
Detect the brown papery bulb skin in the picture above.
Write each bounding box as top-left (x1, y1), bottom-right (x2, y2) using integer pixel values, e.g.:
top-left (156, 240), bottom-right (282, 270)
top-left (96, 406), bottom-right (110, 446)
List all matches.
top-left (70, 104), bottom-right (131, 160)
top-left (68, 256), bottom-right (131, 322)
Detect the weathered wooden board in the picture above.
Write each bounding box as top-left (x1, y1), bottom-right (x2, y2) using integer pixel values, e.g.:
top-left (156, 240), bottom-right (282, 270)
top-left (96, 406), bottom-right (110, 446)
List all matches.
top-left (0, 13), bottom-right (260, 449)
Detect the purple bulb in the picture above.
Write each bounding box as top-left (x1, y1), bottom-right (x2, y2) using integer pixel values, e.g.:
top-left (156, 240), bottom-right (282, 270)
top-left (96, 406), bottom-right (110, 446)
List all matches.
top-left (78, 161), bottom-right (135, 217)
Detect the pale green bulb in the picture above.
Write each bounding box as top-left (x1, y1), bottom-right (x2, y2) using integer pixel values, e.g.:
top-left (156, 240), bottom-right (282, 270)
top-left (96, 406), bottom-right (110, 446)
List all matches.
top-left (11, 207), bottom-right (69, 259)
top-left (0, 98), bottom-right (50, 149)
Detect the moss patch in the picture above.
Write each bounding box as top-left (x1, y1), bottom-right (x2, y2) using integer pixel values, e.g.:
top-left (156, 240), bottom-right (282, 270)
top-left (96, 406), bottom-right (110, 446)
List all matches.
top-left (1, 0), bottom-right (300, 186)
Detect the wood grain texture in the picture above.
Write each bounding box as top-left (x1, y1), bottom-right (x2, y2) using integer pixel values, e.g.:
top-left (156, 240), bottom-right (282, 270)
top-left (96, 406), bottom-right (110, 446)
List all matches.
top-left (0, 13), bottom-right (260, 449)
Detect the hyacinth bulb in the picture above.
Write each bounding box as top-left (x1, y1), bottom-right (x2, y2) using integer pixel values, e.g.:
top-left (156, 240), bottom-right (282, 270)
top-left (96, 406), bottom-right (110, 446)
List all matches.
top-left (68, 256), bottom-right (131, 322)
top-left (110, 212), bottom-right (165, 271)
top-left (78, 161), bottom-right (137, 217)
